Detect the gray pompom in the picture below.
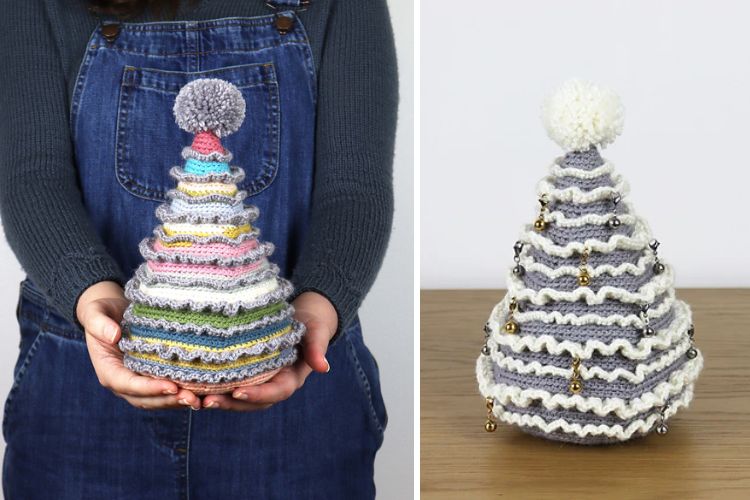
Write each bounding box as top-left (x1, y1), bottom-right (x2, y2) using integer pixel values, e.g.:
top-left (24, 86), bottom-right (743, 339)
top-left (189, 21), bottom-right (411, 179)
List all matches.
top-left (173, 79), bottom-right (246, 137)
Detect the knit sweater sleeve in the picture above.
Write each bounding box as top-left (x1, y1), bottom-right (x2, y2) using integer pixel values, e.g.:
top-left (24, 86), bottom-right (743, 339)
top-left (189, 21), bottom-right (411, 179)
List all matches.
top-left (0, 1), bottom-right (125, 324)
top-left (290, 0), bottom-right (398, 333)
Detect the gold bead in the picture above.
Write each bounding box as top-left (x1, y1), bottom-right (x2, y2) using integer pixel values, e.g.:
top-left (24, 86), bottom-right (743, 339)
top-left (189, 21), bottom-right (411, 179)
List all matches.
top-left (485, 420), bottom-right (497, 432)
top-left (569, 379), bottom-right (583, 394)
top-left (533, 217), bottom-right (547, 232)
top-left (578, 272), bottom-right (591, 287)
top-left (503, 320), bottom-right (519, 334)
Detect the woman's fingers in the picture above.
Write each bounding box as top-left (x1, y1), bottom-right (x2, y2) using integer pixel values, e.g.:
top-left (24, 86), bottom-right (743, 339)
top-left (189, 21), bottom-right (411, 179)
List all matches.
top-left (122, 390), bottom-right (200, 411)
top-left (173, 388), bottom-right (202, 410)
top-left (85, 332), bottom-right (181, 397)
top-left (81, 301), bottom-right (122, 345)
top-left (301, 319), bottom-right (332, 374)
top-left (231, 363), bottom-right (312, 404)
top-left (201, 394), bottom-right (271, 411)
top-left (103, 361), bottom-right (179, 398)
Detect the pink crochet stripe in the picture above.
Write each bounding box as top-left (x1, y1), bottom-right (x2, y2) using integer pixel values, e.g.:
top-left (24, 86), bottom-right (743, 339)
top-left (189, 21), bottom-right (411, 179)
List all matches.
top-left (153, 239), bottom-right (258, 258)
top-left (191, 131), bottom-right (225, 154)
top-left (157, 369), bottom-right (281, 395)
top-left (148, 259), bottom-right (264, 277)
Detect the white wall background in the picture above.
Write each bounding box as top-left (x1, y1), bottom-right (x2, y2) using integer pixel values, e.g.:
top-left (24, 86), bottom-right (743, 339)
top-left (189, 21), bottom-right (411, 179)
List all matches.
top-left (0, 1), bottom-right (414, 498)
top-left (363, 0), bottom-right (414, 497)
top-left (421, 0), bottom-right (750, 289)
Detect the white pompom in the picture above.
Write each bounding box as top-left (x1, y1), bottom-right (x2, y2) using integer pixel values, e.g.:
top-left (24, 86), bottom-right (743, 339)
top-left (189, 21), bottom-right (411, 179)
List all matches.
top-left (542, 79), bottom-right (624, 152)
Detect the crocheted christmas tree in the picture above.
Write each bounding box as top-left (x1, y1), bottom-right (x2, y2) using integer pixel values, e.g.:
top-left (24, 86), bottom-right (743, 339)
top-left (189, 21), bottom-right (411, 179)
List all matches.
top-left (476, 80), bottom-right (703, 444)
top-left (119, 79), bottom-right (305, 395)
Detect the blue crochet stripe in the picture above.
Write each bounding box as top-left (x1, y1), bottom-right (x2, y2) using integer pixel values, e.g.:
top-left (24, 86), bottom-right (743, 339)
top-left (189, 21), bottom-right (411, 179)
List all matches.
top-left (184, 158), bottom-right (231, 175)
top-left (127, 318), bottom-right (292, 348)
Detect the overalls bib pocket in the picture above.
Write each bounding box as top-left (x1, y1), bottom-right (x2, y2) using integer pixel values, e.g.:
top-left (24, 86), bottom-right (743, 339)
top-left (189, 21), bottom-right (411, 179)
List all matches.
top-left (116, 62), bottom-right (281, 201)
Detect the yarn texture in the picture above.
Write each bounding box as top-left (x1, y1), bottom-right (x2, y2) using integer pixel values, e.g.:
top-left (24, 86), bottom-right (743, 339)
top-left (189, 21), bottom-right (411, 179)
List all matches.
top-left (119, 79), bottom-right (304, 395)
top-left (542, 79), bottom-right (624, 152)
top-left (477, 82), bottom-right (702, 444)
top-left (173, 79), bottom-right (246, 137)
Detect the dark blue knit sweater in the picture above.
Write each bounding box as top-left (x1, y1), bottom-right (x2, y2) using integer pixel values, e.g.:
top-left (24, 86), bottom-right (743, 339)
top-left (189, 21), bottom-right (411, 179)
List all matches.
top-left (0, 0), bottom-right (398, 331)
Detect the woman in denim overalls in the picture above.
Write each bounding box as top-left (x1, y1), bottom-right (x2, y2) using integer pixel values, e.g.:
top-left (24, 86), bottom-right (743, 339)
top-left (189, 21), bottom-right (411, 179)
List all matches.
top-left (1, 1), bottom-right (394, 498)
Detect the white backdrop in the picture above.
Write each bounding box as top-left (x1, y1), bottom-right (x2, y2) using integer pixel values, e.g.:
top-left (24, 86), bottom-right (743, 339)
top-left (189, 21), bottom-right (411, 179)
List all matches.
top-left (0, 1), bottom-right (414, 497)
top-left (421, 0), bottom-right (750, 289)
top-left (364, 0), bottom-right (414, 496)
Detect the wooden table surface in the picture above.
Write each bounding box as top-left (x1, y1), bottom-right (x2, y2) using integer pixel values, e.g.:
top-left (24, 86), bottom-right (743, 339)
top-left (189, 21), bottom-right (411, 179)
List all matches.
top-left (421, 289), bottom-right (750, 500)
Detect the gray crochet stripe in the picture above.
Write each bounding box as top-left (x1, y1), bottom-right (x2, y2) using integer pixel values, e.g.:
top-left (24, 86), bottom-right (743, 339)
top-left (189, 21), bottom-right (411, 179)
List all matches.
top-left (546, 151), bottom-right (615, 215)
top-left (155, 205), bottom-right (258, 226)
top-left (526, 246), bottom-right (645, 271)
top-left (122, 303), bottom-right (295, 337)
top-left (135, 262), bottom-right (278, 290)
top-left (519, 291), bottom-right (669, 317)
top-left (124, 347), bottom-right (298, 384)
top-left (497, 315), bottom-right (683, 374)
top-left (119, 321), bottom-right (305, 364)
top-left (521, 264), bottom-right (655, 293)
top-left (170, 165), bottom-right (245, 184)
top-left (138, 238), bottom-right (273, 266)
top-left (508, 304), bottom-right (677, 346)
top-left (542, 221), bottom-right (633, 246)
top-left (553, 174), bottom-right (614, 191)
top-left (492, 354), bottom-right (689, 401)
top-left (152, 226), bottom-right (261, 246)
top-left (550, 198), bottom-right (617, 217)
top-left (497, 343), bottom-right (668, 374)
top-left (125, 277), bottom-right (294, 316)
top-left (519, 425), bottom-right (643, 445)
top-left (166, 189), bottom-right (247, 206)
top-left (502, 390), bottom-right (686, 445)
top-left (181, 146), bottom-right (233, 164)
top-left (557, 148), bottom-right (605, 171)
top-left (503, 397), bottom-right (663, 428)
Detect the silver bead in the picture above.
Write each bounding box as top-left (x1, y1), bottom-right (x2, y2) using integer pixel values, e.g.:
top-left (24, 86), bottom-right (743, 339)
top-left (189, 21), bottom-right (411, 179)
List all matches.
top-left (513, 241), bottom-right (524, 255)
top-left (656, 423), bottom-right (669, 435)
top-left (606, 216), bottom-right (622, 229)
top-left (611, 192), bottom-right (622, 205)
top-left (642, 326), bottom-right (655, 337)
top-left (653, 262), bottom-right (666, 274)
top-left (686, 347), bottom-right (698, 359)
top-left (649, 239), bottom-right (660, 251)
top-left (640, 303), bottom-right (650, 314)
top-left (512, 264), bottom-right (526, 277)
top-left (481, 345), bottom-right (490, 356)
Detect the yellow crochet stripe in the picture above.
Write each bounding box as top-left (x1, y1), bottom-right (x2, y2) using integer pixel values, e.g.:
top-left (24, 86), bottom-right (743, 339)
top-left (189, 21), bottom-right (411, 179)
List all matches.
top-left (159, 240), bottom-right (194, 248)
top-left (129, 326), bottom-right (291, 354)
top-left (177, 181), bottom-right (238, 197)
top-left (163, 223), bottom-right (251, 239)
top-left (129, 350), bottom-right (280, 371)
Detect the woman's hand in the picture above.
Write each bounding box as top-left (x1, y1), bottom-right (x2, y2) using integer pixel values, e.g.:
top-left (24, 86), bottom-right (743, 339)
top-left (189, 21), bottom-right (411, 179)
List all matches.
top-left (202, 291), bottom-right (338, 410)
top-left (77, 281), bottom-right (202, 410)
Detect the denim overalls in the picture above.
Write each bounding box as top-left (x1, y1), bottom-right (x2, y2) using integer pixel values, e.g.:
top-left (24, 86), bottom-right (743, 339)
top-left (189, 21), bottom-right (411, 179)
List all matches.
top-left (3, 3), bottom-right (386, 498)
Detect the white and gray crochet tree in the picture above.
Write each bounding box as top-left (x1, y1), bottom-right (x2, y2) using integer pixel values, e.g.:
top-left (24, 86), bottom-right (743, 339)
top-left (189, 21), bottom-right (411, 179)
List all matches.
top-left (476, 80), bottom-right (703, 444)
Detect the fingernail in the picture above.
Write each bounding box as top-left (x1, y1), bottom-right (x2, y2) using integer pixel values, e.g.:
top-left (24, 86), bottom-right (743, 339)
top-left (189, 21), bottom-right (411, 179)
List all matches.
top-left (107, 325), bottom-right (118, 343)
top-left (178, 399), bottom-right (189, 406)
top-left (204, 401), bottom-right (218, 409)
top-left (163, 388), bottom-right (178, 395)
top-left (233, 392), bottom-right (248, 400)
top-left (325, 357), bottom-right (331, 373)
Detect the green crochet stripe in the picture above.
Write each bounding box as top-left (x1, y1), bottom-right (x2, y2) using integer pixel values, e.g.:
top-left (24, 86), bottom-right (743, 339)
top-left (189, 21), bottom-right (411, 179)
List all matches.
top-left (131, 301), bottom-right (286, 328)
